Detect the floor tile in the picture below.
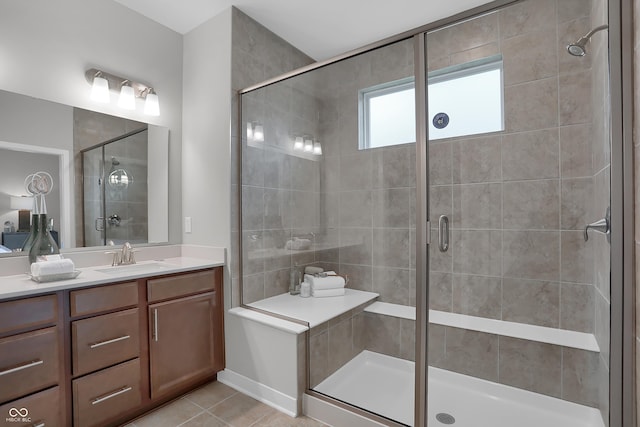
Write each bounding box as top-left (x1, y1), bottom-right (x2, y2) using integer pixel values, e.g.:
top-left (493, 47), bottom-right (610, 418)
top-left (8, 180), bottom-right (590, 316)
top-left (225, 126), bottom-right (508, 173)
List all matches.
top-left (185, 381), bottom-right (238, 409)
top-left (179, 411), bottom-right (229, 427)
top-left (134, 397), bottom-right (204, 427)
top-left (209, 393), bottom-right (277, 426)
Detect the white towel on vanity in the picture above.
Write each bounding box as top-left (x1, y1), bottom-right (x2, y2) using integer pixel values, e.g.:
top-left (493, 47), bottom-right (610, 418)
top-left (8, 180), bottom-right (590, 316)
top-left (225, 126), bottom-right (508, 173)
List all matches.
top-left (312, 288), bottom-right (346, 298)
top-left (30, 259), bottom-right (75, 277)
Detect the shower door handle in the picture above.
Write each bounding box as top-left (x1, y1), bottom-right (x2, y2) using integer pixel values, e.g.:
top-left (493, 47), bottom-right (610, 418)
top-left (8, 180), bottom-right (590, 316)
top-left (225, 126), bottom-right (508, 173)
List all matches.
top-left (584, 206), bottom-right (610, 243)
top-left (438, 215), bottom-right (449, 252)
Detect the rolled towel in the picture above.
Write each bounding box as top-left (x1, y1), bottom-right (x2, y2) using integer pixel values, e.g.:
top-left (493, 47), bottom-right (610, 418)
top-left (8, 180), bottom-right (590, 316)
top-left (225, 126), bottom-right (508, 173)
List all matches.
top-left (312, 288), bottom-right (346, 298)
top-left (30, 259), bottom-right (75, 277)
top-left (305, 274), bottom-right (345, 290)
top-left (304, 266), bottom-right (324, 275)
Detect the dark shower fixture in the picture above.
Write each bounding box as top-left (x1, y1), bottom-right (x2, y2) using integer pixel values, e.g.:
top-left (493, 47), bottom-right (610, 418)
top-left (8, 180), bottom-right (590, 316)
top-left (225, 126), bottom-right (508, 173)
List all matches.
top-left (567, 24), bottom-right (608, 57)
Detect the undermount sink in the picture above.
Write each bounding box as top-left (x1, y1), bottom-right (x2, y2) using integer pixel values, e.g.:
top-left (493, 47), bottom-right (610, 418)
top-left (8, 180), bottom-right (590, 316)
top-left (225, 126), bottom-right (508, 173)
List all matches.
top-left (95, 262), bottom-right (174, 275)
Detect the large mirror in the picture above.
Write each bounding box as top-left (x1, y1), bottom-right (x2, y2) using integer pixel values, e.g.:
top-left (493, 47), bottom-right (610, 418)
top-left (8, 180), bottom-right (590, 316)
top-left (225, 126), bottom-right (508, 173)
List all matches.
top-left (0, 89), bottom-right (169, 256)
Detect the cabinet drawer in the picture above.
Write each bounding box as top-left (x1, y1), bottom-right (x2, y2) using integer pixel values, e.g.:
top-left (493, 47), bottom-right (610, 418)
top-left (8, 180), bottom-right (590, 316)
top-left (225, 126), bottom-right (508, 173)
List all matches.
top-left (72, 308), bottom-right (140, 376)
top-left (148, 268), bottom-right (219, 302)
top-left (0, 386), bottom-right (62, 426)
top-left (73, 358), bottom-right (141, 427)
top-left (70, 281), bottom-right (138, 317)
top-left (0, 327), bottom-right (59, 403)
top-left (0, 295), bottom-right (57, 335)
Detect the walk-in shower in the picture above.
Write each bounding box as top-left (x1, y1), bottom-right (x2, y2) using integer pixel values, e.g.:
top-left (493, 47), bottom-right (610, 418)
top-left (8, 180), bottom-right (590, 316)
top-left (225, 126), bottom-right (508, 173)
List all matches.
top-left (81, 128), bottom-right (148, 247)
top-left (237, 0), bottom-right (629, 425)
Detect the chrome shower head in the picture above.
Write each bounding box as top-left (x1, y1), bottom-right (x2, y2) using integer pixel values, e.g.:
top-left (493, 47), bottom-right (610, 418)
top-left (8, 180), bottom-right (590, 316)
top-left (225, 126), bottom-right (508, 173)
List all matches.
top-left (566, 25), bottom-right (608, 57)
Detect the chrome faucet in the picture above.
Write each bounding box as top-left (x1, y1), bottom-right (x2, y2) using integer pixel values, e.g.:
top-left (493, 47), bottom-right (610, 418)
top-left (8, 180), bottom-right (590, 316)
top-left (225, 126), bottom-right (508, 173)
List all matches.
top-left (107, 242), bottom-right (136, 266)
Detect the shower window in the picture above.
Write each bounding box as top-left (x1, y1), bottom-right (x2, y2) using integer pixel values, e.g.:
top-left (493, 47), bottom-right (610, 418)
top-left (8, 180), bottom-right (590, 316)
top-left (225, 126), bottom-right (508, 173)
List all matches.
top-left (359, 77), bottom-right (416, 149)
top-left (359, 55), bottom-right (504, 149)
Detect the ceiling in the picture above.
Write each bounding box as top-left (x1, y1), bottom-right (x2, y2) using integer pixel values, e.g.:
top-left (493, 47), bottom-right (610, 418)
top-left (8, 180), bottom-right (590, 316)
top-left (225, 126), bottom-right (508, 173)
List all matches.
top-left (112, 0), bottom-right (494, 61)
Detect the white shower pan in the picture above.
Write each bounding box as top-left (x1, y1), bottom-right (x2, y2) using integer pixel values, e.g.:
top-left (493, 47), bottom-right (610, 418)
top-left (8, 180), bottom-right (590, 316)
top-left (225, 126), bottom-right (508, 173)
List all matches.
top-left (314, 351), bottom-right (604, 427)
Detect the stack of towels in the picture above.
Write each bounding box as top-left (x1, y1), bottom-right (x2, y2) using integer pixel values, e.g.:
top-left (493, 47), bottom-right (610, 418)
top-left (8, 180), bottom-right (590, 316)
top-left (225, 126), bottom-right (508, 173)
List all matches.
top-left (304, 270), bottom-right (346, 298)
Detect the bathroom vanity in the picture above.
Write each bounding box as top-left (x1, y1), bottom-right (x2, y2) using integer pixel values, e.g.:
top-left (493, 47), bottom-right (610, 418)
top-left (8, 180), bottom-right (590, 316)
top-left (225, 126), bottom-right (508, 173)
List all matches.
top-left (0, 258), bottom-right (224, 427)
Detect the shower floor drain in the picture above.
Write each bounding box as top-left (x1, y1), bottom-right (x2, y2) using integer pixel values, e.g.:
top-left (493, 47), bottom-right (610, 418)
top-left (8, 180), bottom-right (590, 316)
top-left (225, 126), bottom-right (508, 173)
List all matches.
top-left (436, 413), bottom-right (456, 424)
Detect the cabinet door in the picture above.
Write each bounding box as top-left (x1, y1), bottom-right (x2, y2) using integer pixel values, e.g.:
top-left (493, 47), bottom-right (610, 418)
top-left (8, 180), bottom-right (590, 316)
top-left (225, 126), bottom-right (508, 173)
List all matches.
top-left (149, 292), bottom-right (216, 399)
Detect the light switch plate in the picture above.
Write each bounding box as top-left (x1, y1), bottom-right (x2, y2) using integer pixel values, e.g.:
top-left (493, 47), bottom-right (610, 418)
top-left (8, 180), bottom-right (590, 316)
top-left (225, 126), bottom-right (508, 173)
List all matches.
top-left (184, 216), bottom-right (192, 233)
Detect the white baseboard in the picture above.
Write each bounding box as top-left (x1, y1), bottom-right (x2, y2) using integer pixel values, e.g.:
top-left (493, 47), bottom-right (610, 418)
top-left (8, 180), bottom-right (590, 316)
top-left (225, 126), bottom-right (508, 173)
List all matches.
top-left (217, 369), bottom-right (299, 417)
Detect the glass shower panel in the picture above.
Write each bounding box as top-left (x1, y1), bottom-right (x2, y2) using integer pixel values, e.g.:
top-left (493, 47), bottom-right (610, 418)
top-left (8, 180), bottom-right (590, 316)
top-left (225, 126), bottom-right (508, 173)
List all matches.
top-left (82, 145), bottom-right (104, 247)
top-left (426, 0), bottom-right (610, 425)
top-left (103, 130), bottom-right (149, 245)
top-left (240, 38), bottom-right (416, 425)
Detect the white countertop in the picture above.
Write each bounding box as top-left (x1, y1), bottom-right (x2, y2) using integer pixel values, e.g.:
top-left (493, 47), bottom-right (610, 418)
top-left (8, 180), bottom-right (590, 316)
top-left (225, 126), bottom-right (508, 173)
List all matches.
top-left (247, 289), bottom-right (379, 328)
top-left (0, 255), bottom-right (224, 300)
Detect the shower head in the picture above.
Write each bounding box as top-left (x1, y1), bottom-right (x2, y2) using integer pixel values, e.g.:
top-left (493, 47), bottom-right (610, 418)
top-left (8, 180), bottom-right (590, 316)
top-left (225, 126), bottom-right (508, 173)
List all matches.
top-left (567, 25), bottom-right (608, 57)
top-left (110, 156), bottom-right (120, 166)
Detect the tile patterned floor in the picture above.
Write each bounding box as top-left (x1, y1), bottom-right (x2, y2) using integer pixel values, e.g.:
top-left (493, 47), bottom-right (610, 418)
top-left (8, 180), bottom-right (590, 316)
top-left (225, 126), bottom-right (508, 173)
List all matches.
top-left (124, 381), bottom-right (329, 427)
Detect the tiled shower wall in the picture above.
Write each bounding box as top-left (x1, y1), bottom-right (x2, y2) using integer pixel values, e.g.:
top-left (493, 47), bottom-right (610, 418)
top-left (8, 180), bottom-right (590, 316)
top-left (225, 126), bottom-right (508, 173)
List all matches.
top-left (229, 8), bottom-right (315, 306)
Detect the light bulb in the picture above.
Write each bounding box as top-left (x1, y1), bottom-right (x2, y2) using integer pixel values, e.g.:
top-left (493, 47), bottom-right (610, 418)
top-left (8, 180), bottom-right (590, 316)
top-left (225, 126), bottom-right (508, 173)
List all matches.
top-left (247, 122), bottom-right (254, 140)
top-left (254, 124), bottom-right (264, 142)
top-left (304, 138), bottom-right (313, 152)
top-left (91, 74), bottom-right (110, 103)
top-left (118, 82), bottom-right (136, 110)
top-left (144, 89), bottom-right (160, 116)
top-left (293, 137), bottom-right (304, 150)
top-left (313, 142), bottom-right (322, 155)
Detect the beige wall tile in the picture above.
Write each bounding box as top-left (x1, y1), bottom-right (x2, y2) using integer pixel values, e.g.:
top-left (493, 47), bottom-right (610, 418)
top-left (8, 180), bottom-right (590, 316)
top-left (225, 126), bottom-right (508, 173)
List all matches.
top-left (561, 178), bottom-right (594, 230)
top-left (502, 29), bottom-right (557, 85)
top-left (451, 230), bottom-right (502, 276)
top-left (503, 180), bottom-right (560, 230)
top-left (562, 347), bottom-right (600, 407)
top-left (503, 231), bottom-right (560, 281)
top-left (452, 183), bottom-right (502, 229)
top-left (499, 337), bottom-right (562, 398)
top-left (498, 0), bottom-right (556, 39)
top-left (502, 278), bottom-right (560, 327)
top-left (451, 135), bottom-right (502, 184)
top-left (444, 327), bottom-right (499, 381)
top-left (561, 230), bottom-right (595, 284)
top-left (430, 272), bottom-right (452, 311)
top-left (502, 129), bottom-right (559, 181)
top-left (504, 77), bottom-right (558, 132)
top-left (559, 71), bottom-right (593, 126)
top-left (452, 274), bottom-right (501, 319)
top-left (560, 283), bottom-right (595, 333)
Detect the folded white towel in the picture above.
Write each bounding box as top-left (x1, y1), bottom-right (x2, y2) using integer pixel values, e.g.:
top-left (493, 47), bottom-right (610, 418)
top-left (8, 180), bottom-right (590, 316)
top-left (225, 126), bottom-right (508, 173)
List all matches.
top-left (30, 259), bottom-right (75, 277)
top-left (285, 238), bottom-right (312, 250)
top-left (305, 274), bottom-right (345, 290)
top-left (313, 288), bottom-right (346, 298)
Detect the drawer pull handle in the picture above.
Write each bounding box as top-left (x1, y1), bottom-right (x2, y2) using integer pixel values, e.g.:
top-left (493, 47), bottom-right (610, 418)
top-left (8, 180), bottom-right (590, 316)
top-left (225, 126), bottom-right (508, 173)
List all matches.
top-left (153, 308), bottom-right (159, 342)
top-left (89, 335), bottom-right (131, 349)
top-left (91, 386), bottom-right (132, 405)
top-left (0, 359), bottom-right (43, 376)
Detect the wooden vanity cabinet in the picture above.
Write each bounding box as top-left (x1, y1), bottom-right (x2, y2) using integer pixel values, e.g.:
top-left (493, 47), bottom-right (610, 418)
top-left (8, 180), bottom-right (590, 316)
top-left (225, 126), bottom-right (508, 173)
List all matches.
top-left (0, 294), bottom-right (63, 425)
top-left (0, 266), bottom-right (223, 427)
top-left (147, 268), bottom-right (224, 399)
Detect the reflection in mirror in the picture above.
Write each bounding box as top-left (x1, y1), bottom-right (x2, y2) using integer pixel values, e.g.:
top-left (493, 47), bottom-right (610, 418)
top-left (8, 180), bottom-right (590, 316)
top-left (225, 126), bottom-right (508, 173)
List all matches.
top-left (0, 89), bottom-right (169, 257)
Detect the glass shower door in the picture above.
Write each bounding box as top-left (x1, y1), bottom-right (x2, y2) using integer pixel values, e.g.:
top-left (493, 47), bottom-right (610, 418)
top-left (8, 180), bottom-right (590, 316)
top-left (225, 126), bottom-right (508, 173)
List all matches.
top-left (425, 0), bottom-right (610, 425)
top-left (82, 145), bottom-right (104, 247)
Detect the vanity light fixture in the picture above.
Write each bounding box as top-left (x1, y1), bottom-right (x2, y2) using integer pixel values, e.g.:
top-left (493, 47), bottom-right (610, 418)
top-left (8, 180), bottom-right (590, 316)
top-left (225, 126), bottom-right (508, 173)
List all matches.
top-left (253, 124), bottom-right (264, 142)
top-left (246, 122), bottom-right (254, 140)
top-left (293, 136), bottom-right (304, 151)
top-left (90, 71), bottom-right (110, 103)
top-left (85, 68), bottom-right (160, 116)
top-left (118, 80), bottom-right (136, 110)
top-left (143, 88), bottom-right (160, 116)
top-left (313, 141), bottom-right (323, 155)
top-left (303, 138), bottom-right (314, 153)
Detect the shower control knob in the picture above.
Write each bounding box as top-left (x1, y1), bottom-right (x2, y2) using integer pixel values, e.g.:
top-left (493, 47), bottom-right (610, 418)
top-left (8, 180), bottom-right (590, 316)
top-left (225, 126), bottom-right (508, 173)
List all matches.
top-left (584, 207), bottom-right (610, 243)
